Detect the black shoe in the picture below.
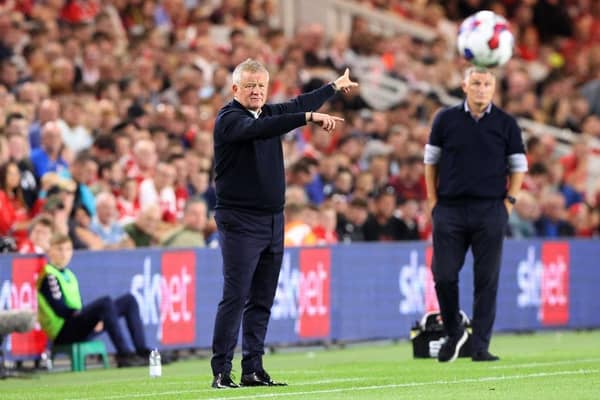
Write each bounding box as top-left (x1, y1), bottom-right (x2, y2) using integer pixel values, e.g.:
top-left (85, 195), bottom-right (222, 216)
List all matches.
top-left (212, 372), bottom-right (240, 389)
top-left (472, 350), bottom-right (500, 362)
top-left (116, 353), bottom-right (147, 368)
top-left (240, 370), bottom-right (287, 387)
top-left (438, 330), bottom-right (468, 363)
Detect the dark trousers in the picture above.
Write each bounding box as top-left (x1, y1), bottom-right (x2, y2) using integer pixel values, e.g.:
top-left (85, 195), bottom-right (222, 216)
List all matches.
top-left (54, 294), bottom-right (147, 356)
top-left (432, 199), bottom-right (508, 353)
top-left (211, 208), bottom-right (284, 375)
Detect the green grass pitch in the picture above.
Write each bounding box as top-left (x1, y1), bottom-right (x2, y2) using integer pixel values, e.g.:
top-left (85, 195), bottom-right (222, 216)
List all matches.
top-left (2, 331), bottom-right (599, 400)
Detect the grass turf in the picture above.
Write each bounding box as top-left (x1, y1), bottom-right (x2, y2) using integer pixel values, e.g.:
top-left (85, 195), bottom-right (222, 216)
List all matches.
top-left (1, 331), bottom-right (599, 400)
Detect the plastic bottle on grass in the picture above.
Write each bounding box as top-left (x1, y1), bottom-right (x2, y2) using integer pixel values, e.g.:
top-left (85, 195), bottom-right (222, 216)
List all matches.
top-left (149, 349), bottom-right (161, 378)
top-left (41, 350), bottom-right (52, 371)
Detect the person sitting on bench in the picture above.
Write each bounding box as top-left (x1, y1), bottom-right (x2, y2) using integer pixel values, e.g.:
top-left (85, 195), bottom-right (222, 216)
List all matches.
top-left (37, 233), bottom-right (150, 368)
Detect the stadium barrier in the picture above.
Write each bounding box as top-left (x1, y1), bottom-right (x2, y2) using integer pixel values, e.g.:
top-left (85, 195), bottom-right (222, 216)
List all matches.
top-left (1, 239), bottom-right (598, 358)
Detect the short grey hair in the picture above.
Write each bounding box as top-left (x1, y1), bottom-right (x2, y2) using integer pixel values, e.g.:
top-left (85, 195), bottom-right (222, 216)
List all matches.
top-left (463, 66), bottom-right (496, 82)
top-left (95, 191), bottom-right (116, 206)
top-left (232, 59), bottom-right (269, 85)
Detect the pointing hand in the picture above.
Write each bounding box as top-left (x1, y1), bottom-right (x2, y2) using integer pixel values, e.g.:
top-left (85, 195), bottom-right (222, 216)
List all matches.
top-left (333, 68), bottom-right (359, 94)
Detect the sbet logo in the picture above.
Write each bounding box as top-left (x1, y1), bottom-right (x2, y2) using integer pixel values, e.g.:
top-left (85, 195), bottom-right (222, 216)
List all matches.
top-left (272, 249), bottom-right (331, 339)
top-left (516, 243), bottom-right (570, 326)
top-left (131, 252), bottom-right (196, 344)
top-left (398, 248), bottom-right (438, 315)
top-left (540, 242), bottom-right (569, 325)
top-left (517, 246), bottom-right (543, 308)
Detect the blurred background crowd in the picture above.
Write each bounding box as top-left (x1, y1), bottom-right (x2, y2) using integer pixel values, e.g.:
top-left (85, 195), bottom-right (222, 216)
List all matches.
top-left (0, 0), bottom-right (599, 256)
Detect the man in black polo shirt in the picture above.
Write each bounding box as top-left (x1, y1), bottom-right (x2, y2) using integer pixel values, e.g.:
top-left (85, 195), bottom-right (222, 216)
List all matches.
top-left (424, 67), bottom-right (527, 363)
top-left (210, 59), bottom-right (357, 388)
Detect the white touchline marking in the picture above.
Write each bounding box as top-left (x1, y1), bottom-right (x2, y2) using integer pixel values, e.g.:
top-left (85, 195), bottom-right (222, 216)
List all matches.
top-left (61, 357), bottom-right (600, 391)
top-left (199, 369), bottom-right (599, 400)
top-left (69, 378), bottom-right (365, 400)
top-left (58, 357), bottom-right (600, 390)
top-left (71, 368), bottom-right (598, 400)
top-left (491, 358), bottom-right (600, 369)
top-left (156, 377), bottom-right (364, 387)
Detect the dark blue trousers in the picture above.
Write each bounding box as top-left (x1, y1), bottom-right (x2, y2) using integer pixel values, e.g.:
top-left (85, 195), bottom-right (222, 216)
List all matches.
top-left (55, 294), bottom-right (147, 355)
top-left (211, 208), bottom-right (284, 375)
top-left (431, 199), bottom-right (508, 353)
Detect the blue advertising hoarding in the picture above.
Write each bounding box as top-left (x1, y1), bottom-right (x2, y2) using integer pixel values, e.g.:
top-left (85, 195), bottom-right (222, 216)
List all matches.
top-left (0, 239), bottom-right (598, 358)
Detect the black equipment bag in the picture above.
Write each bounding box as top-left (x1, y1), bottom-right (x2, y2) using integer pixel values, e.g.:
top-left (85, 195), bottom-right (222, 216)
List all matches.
top-left (410, 310), bottom-right (472, 358)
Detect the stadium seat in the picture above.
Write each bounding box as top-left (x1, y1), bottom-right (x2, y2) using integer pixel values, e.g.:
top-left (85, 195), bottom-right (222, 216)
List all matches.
top-left (53, 340), bottom-right (109, 372)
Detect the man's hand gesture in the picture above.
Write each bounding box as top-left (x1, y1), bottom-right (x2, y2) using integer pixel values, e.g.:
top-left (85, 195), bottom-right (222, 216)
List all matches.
top-left (333, 68), bottom-right (359, 93)
top-left (307, 112), bottom-right (344, 133)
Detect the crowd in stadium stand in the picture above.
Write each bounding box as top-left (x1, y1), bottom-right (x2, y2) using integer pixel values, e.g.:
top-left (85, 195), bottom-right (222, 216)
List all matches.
top-left (0, 0), bottom-right (598, 255)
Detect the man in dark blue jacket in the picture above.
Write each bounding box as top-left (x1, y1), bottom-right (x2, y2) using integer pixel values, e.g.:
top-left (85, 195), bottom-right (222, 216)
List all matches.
top-left (424, 66), bottom-right (527, 363)
top-left (210, 59), bottom-right (357, 388)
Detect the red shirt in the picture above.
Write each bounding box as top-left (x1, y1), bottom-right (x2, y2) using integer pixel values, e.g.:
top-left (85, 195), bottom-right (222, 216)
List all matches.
top-left (174, 185), bottom-right (189, 221)
top-left (60, 0), bottom-right (100, 24)
top-left (0, 190), bottom-right (30, 246)
top-left (0, 190), bottom-right (16, 236)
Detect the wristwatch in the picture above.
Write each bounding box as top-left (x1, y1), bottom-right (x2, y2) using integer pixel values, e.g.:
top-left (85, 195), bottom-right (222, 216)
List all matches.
top-left (506, 195), bottom-right (517, 205)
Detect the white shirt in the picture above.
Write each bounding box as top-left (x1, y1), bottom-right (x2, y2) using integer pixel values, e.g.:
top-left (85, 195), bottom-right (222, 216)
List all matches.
top-left (58, 119), bottom-right (93, 153)
top-left (138, 178), bottom-right (176, 216)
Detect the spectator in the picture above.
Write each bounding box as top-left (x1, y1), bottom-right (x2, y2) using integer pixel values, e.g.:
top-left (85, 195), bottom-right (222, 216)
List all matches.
top-left (396, 198), bottom-right (421, 241)
top-left (30, 121), bottom-right (69, 179)
top-left (367, 153), bottom-right (391, 191)
top-left (305, 154), bottom-right (338, 205)
top-left (389, 155), bottom-right (427, 202)
top-left (58, 98), bottom-right (93, 153)
top-left (69, 151), bottom-right (98, 217)
top-left (313, 205), bottom-right (338, 245)
top-left (6, 132), bottom-right (38, 208)
top-left (116, 177), bottom-right (139, 225)
top-left (72, 205), bottom-right (104, 250)
top-left (286, 160), bottom-right (313, 188)
top-left (363, 186), bottom-right (412, 241)
top-left (548, 162), bottom-right (584, 208)
top-left (161, 198), bottom-right (208, 248)
top-left (124, 204), bottom-right (162, 247)
top-left (42, 177), bottom-right (93, 250)
top-left (28, 99), bottom-right (60, 150)
top-left (352, 171), bottom-right (376, 202)
top-left (284, 203), bottom-right (317, 247)
top-left (90, 191), bottom-right (133, 249)
top-left (169, 154), bottom-right (189, 220)
top-left (0, 161), bottom-right (32, 246)
top-left (126, 139), bottom-right (157, 182)
top-left (337, 197), bottom-right (369, 243)
top-left (331, 167), bottom-right (354, 199)
top-left (508, 191), bottom-right (541, 239)
top-left (523, 162), bottom-right (550, 198)
top-left (525, 136), bottom-right (546, 167)
top-left (138, 161), bottom-right (177, 223)
top-left (535, 191), bottom-right (576, 237)
top-left (567, 203), bottom-right (596, 237)
top-left (90, 134), bottom-right (117, 164)
top-left (93, 160), bottom-right (123, 196)
top-left (18, 214), bottom-right (54, 255)
top-left (4, 112), bottom-right (29, 140)
top-left (0, 134), bottom-right (8, 166)
top-left (559, 136), bottom-right (591, 192)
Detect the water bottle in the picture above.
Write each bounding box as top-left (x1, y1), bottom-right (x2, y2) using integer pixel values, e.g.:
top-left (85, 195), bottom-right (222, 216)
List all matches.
top-left (149, 349), bottom-right (161, 378)
top-left (41, 350), bottom-right (52, 371)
